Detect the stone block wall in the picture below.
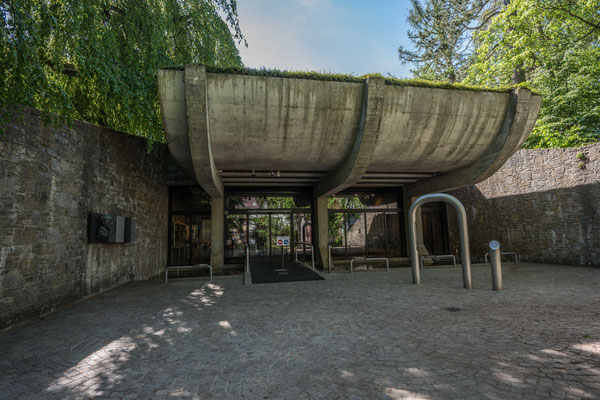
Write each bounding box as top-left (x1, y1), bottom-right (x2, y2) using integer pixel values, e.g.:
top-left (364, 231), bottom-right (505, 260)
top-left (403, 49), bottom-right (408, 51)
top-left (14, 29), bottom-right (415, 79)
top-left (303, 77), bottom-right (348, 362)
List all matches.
top-left (0, 107), bottom-right (169, 328)
top-left (446, 143), bottom-right (600, 266)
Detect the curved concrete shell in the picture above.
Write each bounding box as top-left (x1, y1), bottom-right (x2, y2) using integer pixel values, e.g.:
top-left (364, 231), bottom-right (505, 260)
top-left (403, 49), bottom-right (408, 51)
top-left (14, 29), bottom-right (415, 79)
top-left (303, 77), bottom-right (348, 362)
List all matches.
top-left (158, 66), bottom-right (541, 199)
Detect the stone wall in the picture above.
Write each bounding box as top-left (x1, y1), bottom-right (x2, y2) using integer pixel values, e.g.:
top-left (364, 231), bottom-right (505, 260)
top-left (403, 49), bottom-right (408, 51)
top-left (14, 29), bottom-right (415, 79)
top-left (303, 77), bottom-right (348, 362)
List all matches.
top-left (0, 107), bottom-right (169, 328)
top-left (446, 143), bottom-right (600, 266)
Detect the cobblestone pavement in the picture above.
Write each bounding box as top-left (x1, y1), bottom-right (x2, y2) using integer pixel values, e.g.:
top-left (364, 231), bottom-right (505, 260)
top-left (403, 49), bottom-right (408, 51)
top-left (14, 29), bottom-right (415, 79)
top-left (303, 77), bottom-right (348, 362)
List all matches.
top-left (1, 263), bottom-right (599, 399)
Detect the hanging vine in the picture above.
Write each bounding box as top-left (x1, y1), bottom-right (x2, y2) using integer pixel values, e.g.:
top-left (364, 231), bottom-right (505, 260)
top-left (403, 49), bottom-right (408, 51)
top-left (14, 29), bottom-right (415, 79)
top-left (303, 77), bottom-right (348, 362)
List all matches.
top-left (1, 0), bottom-right (245, 143)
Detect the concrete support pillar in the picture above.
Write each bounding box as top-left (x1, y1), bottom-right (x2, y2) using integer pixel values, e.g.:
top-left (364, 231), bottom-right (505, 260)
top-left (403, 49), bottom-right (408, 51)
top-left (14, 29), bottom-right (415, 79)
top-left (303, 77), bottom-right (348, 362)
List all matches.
top-left (312, 196), bottom-right (329, 270)
top-left (210, 197), bottom-right (224, 271)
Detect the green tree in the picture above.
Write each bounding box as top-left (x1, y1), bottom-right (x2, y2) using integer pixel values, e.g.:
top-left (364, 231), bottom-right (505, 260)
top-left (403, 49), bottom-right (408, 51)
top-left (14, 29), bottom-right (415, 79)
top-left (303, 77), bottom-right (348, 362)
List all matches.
top-left (398, 0), bottom-right (494, 82)
top-left (1, 0), bottom-right (244, 142)
top-left (466, 0), bottom-right (600, 148)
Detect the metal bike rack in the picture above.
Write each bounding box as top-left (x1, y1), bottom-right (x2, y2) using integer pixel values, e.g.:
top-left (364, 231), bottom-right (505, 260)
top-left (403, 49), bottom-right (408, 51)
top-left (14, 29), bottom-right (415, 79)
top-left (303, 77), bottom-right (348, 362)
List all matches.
top-left (165, 264), bottom-right (212, 283)
top-left (408, 193), bottom-right (472, 289)
top-left (350, 257), bottom-right (390, 273)
top-left (294, 241), bottom-right (315, 270)
top-left (484, 251), bottom-right (518, 266)
top-left (420, 254), bottom-right (456, 270)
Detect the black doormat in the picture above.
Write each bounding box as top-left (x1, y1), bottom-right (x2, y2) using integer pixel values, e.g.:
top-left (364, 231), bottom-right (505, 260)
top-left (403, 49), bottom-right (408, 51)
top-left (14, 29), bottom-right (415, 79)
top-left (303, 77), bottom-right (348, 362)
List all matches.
top-left (249, 259), bottom-right (325, 284)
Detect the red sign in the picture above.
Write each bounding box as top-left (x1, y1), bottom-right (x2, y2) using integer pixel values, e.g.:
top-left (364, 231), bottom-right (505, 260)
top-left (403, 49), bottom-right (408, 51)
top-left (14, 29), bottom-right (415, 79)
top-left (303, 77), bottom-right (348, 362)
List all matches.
top-left (277, 239), bottom-right (283, 245)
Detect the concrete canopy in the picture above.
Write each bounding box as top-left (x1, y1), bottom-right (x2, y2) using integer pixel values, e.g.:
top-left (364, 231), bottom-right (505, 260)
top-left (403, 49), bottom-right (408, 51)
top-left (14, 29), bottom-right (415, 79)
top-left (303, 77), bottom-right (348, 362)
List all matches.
top-left (158, 66), bottom-right (541, 199)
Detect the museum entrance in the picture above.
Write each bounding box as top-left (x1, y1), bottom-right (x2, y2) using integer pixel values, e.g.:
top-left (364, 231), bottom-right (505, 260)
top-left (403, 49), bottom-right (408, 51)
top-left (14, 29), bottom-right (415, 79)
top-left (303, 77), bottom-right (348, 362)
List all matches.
top-left (224, 195), bottom-right (313, 266)
top-left (225, 210), bottom-right (313, 264)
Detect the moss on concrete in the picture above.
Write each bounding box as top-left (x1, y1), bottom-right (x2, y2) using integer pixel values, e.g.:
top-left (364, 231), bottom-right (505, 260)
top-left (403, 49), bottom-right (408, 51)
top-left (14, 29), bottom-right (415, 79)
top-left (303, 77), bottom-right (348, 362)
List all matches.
top-left (195, 65), bottom-right (537, 94)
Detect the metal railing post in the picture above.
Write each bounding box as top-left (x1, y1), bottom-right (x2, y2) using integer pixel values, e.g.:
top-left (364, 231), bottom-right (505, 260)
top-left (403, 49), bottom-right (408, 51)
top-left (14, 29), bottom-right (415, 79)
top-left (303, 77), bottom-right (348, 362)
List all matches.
top-left (328, 244), bottom-right (332, 274)
top-left (245, 243), bottom-right (250, 273)
top-left (489, 240), bottom-right (503, 291)
top-left (311, 244), bottom-right (315, 270)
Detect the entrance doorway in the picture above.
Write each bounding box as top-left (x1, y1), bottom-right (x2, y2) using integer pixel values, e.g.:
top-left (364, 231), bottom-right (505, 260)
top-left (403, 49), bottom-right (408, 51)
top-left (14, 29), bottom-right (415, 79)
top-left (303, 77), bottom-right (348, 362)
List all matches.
top-left (225, 202), bottom-right (312, 266)
top-left (421, 202), bottom-right (450, 255)
top-left (169, 214), bottom-right (211, 265)
top-left (248, 214), bottom-right (269, 258)
top-left (168, 187), bottom-right (212, 266)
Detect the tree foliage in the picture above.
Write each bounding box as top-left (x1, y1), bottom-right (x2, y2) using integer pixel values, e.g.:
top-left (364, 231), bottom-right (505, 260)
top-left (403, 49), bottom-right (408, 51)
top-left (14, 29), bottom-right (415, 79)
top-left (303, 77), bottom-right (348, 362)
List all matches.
top-left (466, 0), bottom-right (600, 148)
top-left (398, 0), bottom-right (494, 82)
top-left (1, 0), bottom-right (244, 142)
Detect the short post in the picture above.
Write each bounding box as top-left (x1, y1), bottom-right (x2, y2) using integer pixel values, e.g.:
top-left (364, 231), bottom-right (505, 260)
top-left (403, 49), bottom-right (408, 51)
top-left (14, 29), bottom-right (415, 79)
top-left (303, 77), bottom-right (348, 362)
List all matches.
top-left (489, 240), bottom-right (503, 291)
top-left (311, 244), bottom-right (315, 270)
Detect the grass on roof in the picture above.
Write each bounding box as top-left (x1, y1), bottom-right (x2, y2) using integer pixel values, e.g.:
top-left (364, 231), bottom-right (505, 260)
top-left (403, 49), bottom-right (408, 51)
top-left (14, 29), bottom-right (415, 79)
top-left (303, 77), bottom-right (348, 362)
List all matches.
top-left (165, 65), bottom-right (536, 94)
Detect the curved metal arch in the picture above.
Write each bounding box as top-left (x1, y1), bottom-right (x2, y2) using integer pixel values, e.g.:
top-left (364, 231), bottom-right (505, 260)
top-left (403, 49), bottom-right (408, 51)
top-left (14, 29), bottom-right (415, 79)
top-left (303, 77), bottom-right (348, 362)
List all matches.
top-left (408, 193), bottom-right (472, 289)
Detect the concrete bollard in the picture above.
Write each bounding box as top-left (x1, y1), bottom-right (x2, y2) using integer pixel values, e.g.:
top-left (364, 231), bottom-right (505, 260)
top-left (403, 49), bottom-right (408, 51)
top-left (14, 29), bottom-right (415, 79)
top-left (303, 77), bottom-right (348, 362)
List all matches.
top-left (489, 240), bottom-right (503, 291)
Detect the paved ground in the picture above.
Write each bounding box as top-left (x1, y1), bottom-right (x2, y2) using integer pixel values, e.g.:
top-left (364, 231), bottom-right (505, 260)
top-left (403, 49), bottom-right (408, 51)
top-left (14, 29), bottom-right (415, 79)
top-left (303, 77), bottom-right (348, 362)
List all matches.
top-left (1, 263), bottom-right (599, 400)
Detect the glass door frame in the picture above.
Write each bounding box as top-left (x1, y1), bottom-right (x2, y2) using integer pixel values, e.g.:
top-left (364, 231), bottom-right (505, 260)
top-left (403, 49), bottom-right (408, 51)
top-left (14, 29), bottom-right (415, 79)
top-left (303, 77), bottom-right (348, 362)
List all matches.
top-left (327, 207), bottom-right (406, 258)
top-left (225, 208), bottom-right (312, 262)
top-left (168, 211), bottom-right (212, 266)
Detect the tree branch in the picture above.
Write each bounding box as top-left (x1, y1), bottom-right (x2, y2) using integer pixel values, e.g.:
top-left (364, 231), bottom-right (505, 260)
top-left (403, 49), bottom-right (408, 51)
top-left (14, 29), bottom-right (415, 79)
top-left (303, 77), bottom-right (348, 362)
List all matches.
top-left (539, 0), bottom-right (600, 30)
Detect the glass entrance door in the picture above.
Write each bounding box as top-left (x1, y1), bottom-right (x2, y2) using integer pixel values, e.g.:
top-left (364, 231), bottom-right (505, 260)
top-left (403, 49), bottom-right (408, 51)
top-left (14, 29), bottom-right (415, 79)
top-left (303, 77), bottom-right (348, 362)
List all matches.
top-left (293, 213), bottom-right (312, 262)
top-left (248, 214), bottom-right (269, 258)
top-left (225, 208), bottom-right (304, 264)
top-left (190, 215), bottom-right (211, 264)
top-left (169, 213), bottom-right (211, 265)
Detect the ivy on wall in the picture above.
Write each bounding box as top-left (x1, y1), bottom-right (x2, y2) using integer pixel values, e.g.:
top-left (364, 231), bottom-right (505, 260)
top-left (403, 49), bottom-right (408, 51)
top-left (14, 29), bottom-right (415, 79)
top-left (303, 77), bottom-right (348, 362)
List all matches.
top-left (1, 0), bottom-right (245, 143)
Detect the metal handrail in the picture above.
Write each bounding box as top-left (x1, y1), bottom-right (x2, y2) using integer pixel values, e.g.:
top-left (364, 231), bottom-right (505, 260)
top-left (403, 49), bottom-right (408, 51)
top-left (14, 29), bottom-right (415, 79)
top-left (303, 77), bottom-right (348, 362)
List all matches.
top-left (165, 264), bottom-right (212, 283)
top-left (484, 251), bottom-right (518, 266)
top-left (420, 254), bottom-right (457, 270)
top-left (350, 257), bottom-right (390, 273)
top-left (294, 241), bottom-right (315, 270)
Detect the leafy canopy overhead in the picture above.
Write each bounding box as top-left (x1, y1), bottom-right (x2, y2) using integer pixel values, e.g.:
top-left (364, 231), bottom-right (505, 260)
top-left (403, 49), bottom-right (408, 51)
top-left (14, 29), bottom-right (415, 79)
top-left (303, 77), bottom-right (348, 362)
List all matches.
top-left (466, 0), bottom-right (600, 148)
top-left (1, 0), bottom-right (245, 143)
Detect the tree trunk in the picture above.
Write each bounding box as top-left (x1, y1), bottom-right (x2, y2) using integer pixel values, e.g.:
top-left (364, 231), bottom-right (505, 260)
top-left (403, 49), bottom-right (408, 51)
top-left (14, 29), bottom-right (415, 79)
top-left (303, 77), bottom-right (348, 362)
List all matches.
top-left (503, 0), bottom-right (526, 84)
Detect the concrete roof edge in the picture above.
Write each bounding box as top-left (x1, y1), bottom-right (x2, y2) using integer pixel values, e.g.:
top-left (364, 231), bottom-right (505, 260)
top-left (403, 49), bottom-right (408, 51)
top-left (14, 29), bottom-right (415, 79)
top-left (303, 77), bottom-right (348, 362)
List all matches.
top-left (158, 65), bottom-right (537, 94)
top-left (402, 87), bottom-right (542, 199)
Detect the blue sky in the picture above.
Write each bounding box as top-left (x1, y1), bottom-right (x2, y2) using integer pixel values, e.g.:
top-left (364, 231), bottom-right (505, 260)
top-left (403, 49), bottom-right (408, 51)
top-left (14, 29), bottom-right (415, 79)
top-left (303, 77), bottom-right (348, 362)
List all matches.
top-left (236, 0), bottom-right (414, 78)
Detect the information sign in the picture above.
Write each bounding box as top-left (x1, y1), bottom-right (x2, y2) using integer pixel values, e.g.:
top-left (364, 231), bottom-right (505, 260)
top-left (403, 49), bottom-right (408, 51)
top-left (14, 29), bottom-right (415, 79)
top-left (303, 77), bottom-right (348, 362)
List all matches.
top-left (276, 236), bottom-right (290, 246)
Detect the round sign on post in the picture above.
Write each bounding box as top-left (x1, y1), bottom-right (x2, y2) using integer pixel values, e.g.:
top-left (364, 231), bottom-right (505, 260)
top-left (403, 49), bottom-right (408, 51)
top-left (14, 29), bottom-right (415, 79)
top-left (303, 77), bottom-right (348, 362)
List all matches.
top-left (489, 240), bottom-right (502, 291)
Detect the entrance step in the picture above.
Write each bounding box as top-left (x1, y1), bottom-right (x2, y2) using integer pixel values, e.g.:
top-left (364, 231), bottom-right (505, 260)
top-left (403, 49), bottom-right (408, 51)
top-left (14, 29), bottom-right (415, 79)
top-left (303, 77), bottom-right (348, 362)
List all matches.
top-left (249, 259), bottom-right (324, 284)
